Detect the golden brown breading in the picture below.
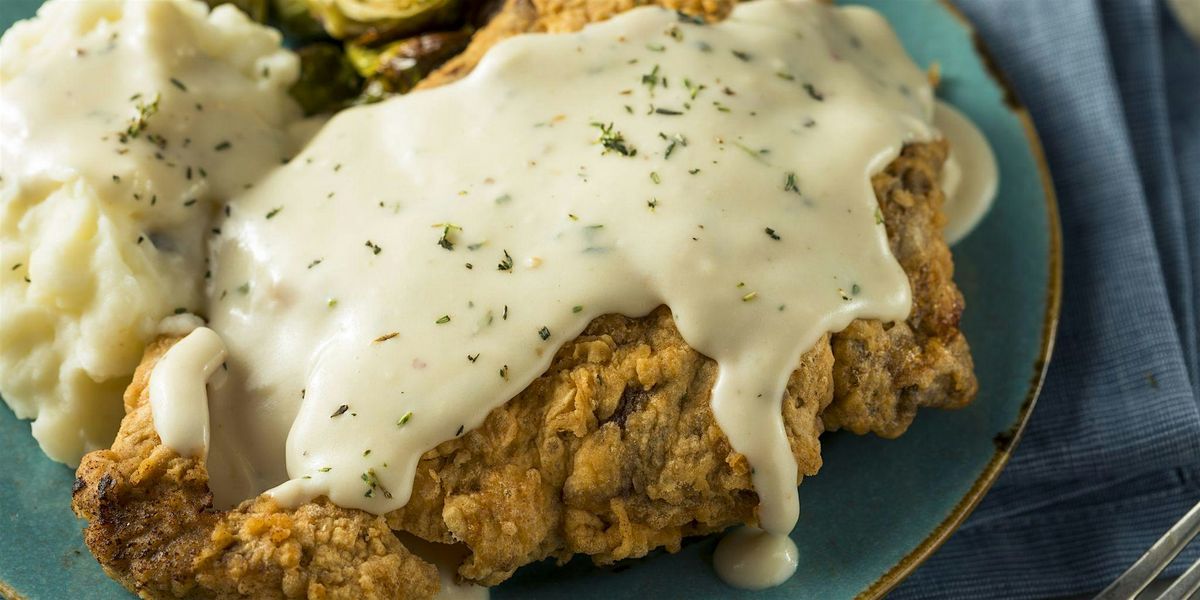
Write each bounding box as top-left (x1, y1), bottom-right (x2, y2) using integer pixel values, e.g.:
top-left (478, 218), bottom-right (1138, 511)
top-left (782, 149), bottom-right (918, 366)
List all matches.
top-left (422, 0), bottom-right (977, 440)
top-left (72, 0), bottom-right (977, 595)
top-left (72, 337), bottom-right (440, 599)
top-left (824, 141), bottom-right (977, 437)
top-left (387, 313), bottom-right (834, 584)
top-left (420, 0), bottom-right (732, 89)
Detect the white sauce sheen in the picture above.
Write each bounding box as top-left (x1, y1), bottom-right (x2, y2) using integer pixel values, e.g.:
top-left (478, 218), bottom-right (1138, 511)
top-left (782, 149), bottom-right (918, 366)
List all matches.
top-left (713, 526), bottom-right (800, 590)
top-left (934, 101), bottom-right (997, 245)
top-left (202, 0), bottom-right (932, 545)
top-left (149, 327), bottom-right (228, 458)
top-left (0, 0), bottom-right (302, 464)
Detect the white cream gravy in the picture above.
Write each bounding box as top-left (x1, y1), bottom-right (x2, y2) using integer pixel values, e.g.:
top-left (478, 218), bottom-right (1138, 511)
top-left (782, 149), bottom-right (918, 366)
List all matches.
top-left (203, 0), bottom-right (929, 532)
top-left (149, 327), bottom-right (227, 458)
top-left (713, 526), bottom-right (800, 590)
top-left (935, 101), bottom-right (997, 245)
top-left (140, 0), bottom-right (989, 590)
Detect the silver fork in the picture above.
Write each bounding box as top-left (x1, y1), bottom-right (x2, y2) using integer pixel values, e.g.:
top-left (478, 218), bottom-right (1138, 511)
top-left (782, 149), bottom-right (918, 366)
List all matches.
top-left (1094, 500), bottom-right (1200, 600)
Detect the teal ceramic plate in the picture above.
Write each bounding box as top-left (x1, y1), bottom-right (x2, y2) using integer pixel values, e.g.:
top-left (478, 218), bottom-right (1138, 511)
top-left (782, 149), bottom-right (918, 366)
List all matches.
top-left (0, 1), bottom-right (1060, 598)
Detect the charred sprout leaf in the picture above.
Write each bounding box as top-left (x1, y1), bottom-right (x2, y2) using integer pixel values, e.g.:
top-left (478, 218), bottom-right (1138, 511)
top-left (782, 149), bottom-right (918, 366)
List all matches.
top-left (272, 0), bottom-right (327, 40)
top-left (290, 43), bottom-right (363, 115)
top-left (349, 29), bottom-right (472, 99)
top-left (205, 0), bottom-right (268, 21)
top-left (462, 0), bottom-right (504, 28)
top-left (306, 0), bottom-right (460, 42)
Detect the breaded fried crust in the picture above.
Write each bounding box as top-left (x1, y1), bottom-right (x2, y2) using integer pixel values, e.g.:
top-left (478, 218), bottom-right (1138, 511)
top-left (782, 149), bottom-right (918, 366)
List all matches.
top-left (72, 0), bottom-right (976, 596)
top-left (72, 337), bottom-right (440, 599)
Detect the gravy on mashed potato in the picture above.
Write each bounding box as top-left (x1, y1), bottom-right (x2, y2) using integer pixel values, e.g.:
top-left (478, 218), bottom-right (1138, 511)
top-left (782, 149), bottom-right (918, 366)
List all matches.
top-left (0, 0), bottom-right (304, 463)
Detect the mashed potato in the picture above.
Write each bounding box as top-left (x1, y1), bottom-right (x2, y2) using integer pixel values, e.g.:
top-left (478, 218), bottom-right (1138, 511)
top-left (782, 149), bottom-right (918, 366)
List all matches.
top-left (0, 0), bottom-right (302, 464)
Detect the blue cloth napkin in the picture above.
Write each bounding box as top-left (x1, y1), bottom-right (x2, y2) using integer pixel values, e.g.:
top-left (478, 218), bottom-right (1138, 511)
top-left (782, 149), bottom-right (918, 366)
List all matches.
top-left (894, 0), bottom-right (1200, 597)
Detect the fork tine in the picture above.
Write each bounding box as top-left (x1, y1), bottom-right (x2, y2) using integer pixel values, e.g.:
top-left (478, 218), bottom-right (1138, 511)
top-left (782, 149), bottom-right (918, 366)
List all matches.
top-left (1094, 500), bottom-right (1200, 600)
top-left (1156, 555), bottom-right (1200, 600)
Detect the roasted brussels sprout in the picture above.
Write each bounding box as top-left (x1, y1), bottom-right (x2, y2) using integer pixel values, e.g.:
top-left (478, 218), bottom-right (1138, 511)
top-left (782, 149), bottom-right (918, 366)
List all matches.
top-left (271, 0), bottom-right (328, 40)
top-left (289, 43), bottom-right (363, 115)
top-left (306, 0), bottom-right (460, 42)
top-left (204, 0), bottom-right (269, 22)
top-left (348, 29), bottom-right (471, 99)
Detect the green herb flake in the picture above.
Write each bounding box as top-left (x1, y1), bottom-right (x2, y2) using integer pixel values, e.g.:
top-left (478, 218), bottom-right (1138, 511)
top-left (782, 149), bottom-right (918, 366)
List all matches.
top-left (437, 223), bottom-right (461, 251)
top-left (538, 326), bottom-right (551, 341)
top-left (572, 305), bottom-right (583, 313)
top-left (213, 141), bottom-right (232, 152)
top-left (436, 315), bottom-right (451, 324)
top-left (365, 240), bottom-right (382, 255)
top-left (783, 172), bottom-right (801, 194)
top-left (119, 93), bottom-right (160, 143)
top-left (361, 469), bottom-right (392, 499)
top-left (590, 122), bottom-right (638, 157)
top-left (170, 77), bottom-right (188, 91)
top-left (764, 227), bottom-right (781, 240)
top-left (742, 291), bottom-right (758, 302)
top-left (266, 207), bottom-right (282, 219)
top-left (498, 249), bottom-right (514, 272)
top-left (331, 404), bottom-right (349, 418)
top-left (650, 171), bottom-right (661, 184)
top-left (662, 133), bottom-right (687, 159)
top-left (397, 411), bottom-right (413, 426)
top-left (641, 64), bottom-right (661, 94)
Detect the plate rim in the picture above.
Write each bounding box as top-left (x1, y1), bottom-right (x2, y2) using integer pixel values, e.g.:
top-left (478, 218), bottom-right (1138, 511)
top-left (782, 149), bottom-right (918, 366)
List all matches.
top-left (858, 2), bottom-right (1065, 597)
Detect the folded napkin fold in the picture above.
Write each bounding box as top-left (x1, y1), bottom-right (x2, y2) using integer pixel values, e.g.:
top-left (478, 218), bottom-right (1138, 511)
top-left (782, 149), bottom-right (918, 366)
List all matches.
top-left (896, 0), bottom-right (1200, 597)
